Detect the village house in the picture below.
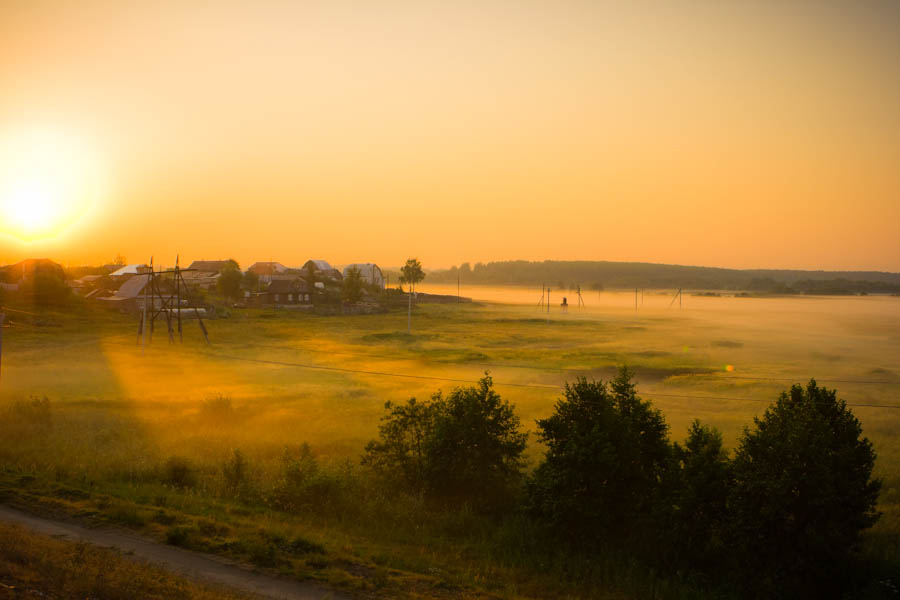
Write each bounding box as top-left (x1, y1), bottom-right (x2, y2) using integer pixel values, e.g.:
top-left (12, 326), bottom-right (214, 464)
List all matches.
top-left (247, 261), bottom-right (289, 284)
top-left (342, 263), bottom-right (385, 289)
top-left (302, 260), bottom-right (343, 288)
top-left (247, 278), bottom-right (311, 307)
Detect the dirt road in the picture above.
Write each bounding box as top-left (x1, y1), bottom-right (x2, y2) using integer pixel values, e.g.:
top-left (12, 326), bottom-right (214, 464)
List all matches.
top-left (0, 505), bottom-right (351, 600)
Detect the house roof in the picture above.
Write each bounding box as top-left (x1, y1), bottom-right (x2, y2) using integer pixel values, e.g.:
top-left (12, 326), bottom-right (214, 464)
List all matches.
top-left (110, 274), bottom-right (150, 299)
top-left (110, 264), bottom-right (147, 277)
top-left (268, 279), bottom-right (310, 294)
top-left (303, 260), bottom-right (333, 271)
top-left (187, 260), bottom-right (234, 273)
top-left (248, 262), bottom-right (288, 275)
top-left (343, 263), bottom-right (383, 281)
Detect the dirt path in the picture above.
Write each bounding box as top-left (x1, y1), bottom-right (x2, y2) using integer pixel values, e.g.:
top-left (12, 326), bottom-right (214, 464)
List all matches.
top-left (0, 505), bottom-right (351, 600)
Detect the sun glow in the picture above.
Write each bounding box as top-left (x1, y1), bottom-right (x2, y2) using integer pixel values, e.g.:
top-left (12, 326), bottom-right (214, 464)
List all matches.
top-left (0, 129), bottom-right (106, 241)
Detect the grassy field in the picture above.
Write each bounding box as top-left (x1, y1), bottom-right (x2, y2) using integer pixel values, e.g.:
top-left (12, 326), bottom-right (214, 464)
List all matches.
top-left (1, 290), bottom-right (898, 597)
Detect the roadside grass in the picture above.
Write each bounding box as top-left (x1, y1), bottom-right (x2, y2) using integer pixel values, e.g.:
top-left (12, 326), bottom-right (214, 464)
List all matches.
top-left (0, 520), bottom-right (253, 600)
top-left (1, 295), bottom-right (898, 597)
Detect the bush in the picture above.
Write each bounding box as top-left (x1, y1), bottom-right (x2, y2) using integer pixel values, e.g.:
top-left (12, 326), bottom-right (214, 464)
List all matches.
top-left (222, 448), bottom-right (251, 499)
top-left (162, 456), bottom-right (196, 489)
top-left (364, 374), bottom-right (527, 509)
top-left (729, 380), bottom-right (881, 597)
top-left (25, 273), bottom-right (72, 306)
top-left (270, 444), bottom-right (349, 514)
top-left (527, 368), bottom-right (671, 548)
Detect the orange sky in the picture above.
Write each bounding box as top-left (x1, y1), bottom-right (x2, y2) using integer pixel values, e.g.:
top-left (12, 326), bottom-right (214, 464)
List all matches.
top-left (1, 1), bottom-right (898, 271)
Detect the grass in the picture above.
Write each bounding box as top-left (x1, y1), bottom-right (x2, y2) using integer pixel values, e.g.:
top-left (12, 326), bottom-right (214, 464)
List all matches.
top-left (1, 291), bottom-right (899, 598)
top-left (0, 520), bottom-right (253, 599)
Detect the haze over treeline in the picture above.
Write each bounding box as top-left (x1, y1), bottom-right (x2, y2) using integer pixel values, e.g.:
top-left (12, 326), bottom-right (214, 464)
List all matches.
top-left (426, 260), bottom-right (900, 291)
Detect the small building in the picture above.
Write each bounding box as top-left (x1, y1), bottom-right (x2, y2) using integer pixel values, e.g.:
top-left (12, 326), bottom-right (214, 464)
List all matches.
top-left (342, 263), bottom-right (385, 289)
top-left (248, 262), bottom-right (289, 284)
top-left (249, 278), bottom-right (311, 306)
top-left (110, 264), bottom-right (150, 279)
top-left (302, 260), bottom-right (343, 284)
top-left (180, 270), bottom-right (220, 291)
top-left (187, 260), bottom-right (236, 274)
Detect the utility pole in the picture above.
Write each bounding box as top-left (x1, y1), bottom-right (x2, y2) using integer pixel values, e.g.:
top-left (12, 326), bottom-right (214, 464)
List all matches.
top-left (635, 288), bottom-right (638, 311)
top-left (457, 273), bottom-right (460, 304)
top-left (546, 287), bottom-right (551, 323)
top-left (407, 285), bottom-right (412, 334)
top-left (0, 312), bottom-right (4, 385)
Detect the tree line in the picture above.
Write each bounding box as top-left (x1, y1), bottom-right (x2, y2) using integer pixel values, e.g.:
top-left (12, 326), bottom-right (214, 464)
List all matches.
top-left (363, 369), bottom-right (882, 598)
top-left (426, 260), bottom-right (900, 292)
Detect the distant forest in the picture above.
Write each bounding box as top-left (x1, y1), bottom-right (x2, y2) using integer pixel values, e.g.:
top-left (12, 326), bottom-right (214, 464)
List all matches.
top-left (425, 260), bottom-right (900, 294)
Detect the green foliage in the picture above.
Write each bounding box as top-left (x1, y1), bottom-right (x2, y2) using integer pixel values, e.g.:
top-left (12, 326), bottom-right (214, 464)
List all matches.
top-left (657, 420), bottom-right (731, 572)
top-left (242, 269), bottom-right (259, 291)
top-left (527, 368), bottom-right (671, 546)
top-left (399, 258), bottom-right (425, 292)
top-left (26, 273), bottom-right (72, 306)
top-left (271, 444), bottom-right (350, 515)
top-left (364, 374), bottom-right (527, 508)
top-left (425, 374), bottom-right (527, 506)
top-left (363, 398), bottom-right (436, 492)
top-left (342, 266), bottom-right (363, 303)
top-left (217, 266), bottom-right (243, 300)
top-left (729, 380), bottom-right (881, 597)
top-left (222, 448), bottom-right (251, 499)
top-left (162, 456), bottom-right (196, 489)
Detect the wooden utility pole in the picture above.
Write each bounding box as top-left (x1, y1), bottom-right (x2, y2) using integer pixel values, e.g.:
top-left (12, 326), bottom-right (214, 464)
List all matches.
top-left (407, 285), bottom-right (412, 334)
top-left (635, 288), bottom-right (638, 311)
top-left (0, 312), bottom-right (4, 384)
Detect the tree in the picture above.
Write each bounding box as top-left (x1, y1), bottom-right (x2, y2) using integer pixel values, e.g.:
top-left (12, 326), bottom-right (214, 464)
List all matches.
top-left (729, 380), bottom-right (881, 597)
top-left (26, 273), bottom-right (72, 307)
top-left (399, 258), bottom-right (424, 293)
top-left (425, 374), bottom-right (527, 507)
top-left (527, 368), bottom-right (671, 547)
top-left (112, 253), bottom-right (126, 266)
top-left (364, 374), bottom-right (527, 509)
top-left (400, 258), bottom-right (425, 333)
top-left (217, 266), bottom-right (243, 300)
top-left (657, 420), bottom-right (732, 572)
top-left (242, 269), bottom-right (259, 292)
top-left (342, 266), bottom-right (363, 303)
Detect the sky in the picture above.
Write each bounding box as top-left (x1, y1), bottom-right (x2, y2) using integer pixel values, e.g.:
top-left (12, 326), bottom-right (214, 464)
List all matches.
top-left (1, 0), bottom-right (898, 272)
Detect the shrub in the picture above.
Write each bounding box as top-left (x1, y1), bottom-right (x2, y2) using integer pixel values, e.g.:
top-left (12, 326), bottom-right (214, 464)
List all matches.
top-left (729, 380), bottom-right (881, 597)
top-left (364, 374), bottom-right (527, 509)
top-left (527, 368), bottom-right (671, 547)
top-left (222, 448), bottom-right (251, 499)
top-left (162, 456), bottom-right (196, 489)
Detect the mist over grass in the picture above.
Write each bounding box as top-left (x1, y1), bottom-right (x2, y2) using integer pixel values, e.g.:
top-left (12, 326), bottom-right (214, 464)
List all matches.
top-left (1, 292), bottom-right (898, 597)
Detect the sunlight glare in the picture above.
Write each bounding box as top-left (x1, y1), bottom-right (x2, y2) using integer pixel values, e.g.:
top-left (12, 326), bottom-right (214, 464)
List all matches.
top-left (0, 128), bottom-right (106, 241)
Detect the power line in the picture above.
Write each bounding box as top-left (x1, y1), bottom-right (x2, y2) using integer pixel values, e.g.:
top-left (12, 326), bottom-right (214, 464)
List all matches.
top-left (216, 339), bottom-right (900, 386)
top-left (198, 347), bottom-right (900, 409)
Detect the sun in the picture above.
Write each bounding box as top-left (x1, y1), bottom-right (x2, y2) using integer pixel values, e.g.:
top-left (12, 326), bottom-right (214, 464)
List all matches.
top-left (0, 128), bottom-right (105, 241)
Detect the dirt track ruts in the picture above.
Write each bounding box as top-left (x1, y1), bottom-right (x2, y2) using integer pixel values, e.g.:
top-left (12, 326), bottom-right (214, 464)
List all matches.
top-left (0, 505), bottom-right (351, 600)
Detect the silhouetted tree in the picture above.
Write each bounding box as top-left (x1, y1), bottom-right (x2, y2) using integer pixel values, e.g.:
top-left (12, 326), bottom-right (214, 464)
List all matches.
top-left (399, 258), bottom-right (424, 293)
top-left (342, 266), bottom-right (363, 303)
top-left (364, 374), bottom-right (526, 509)
top-left (527, 368), bottom-right (671, 547)
top-left (729, 380), bottom-right (881, 598)
top-left (217, 266), bottom-right (243, 300)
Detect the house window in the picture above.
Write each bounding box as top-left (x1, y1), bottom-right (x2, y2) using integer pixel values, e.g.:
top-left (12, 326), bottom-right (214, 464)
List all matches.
top-left (288, 294), bottom-right (293, 302)
top-left (274, 294), bottom-right (280, 302)
top-left (305, 294), bottom-right (310, 302)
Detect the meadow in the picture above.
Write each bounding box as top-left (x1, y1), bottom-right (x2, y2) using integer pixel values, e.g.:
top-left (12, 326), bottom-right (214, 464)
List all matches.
top-left (1, 288), bottom-right (898, 598)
